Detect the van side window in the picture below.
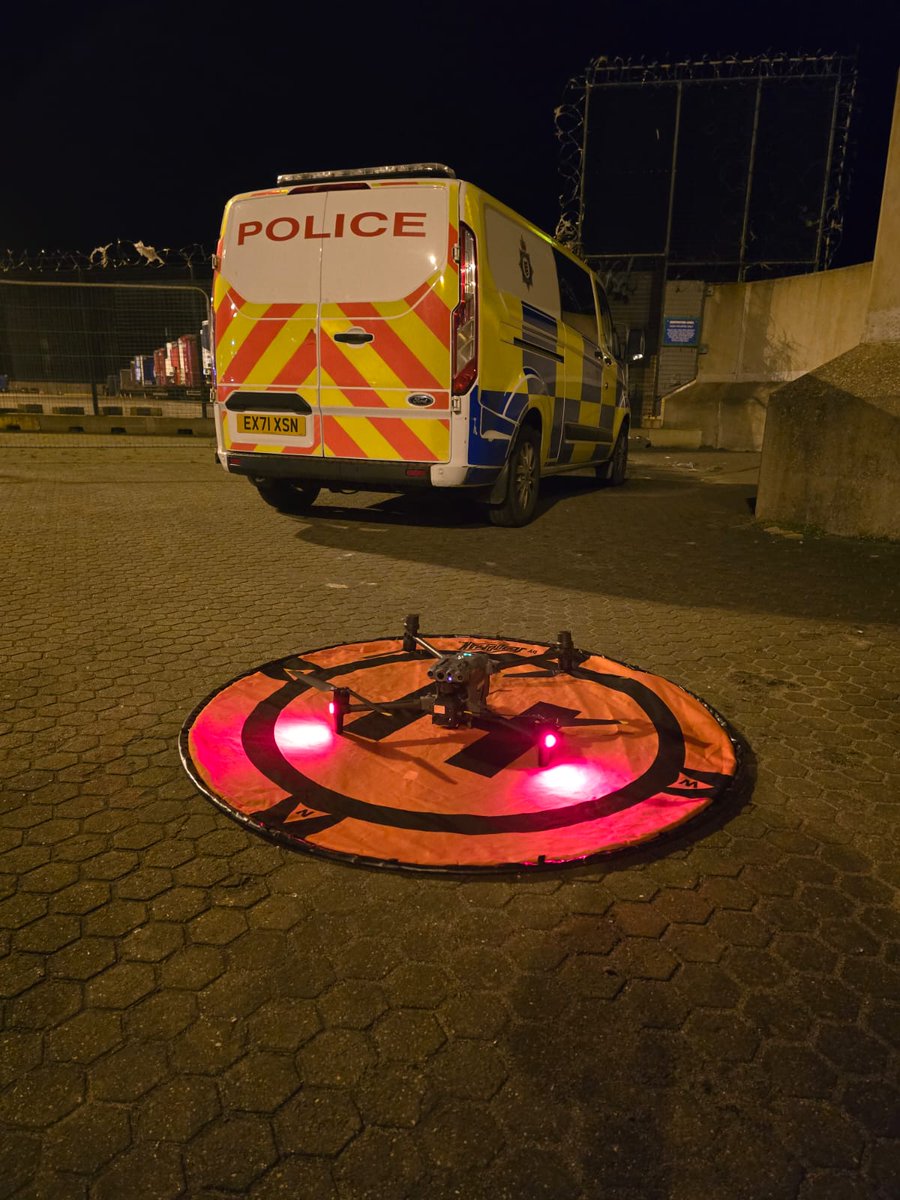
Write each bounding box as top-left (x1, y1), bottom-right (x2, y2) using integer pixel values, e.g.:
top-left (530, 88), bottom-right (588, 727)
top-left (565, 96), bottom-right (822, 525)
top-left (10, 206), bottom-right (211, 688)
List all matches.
top-left (553, 250), bottom-right (599, 343)
top-left (596, 283), bottom-right (616, 353)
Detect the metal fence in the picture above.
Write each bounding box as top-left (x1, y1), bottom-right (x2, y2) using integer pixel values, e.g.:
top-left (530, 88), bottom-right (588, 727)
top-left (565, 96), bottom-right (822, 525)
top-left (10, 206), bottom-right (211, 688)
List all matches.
top-left (0, 280), bottom-right (212, 418)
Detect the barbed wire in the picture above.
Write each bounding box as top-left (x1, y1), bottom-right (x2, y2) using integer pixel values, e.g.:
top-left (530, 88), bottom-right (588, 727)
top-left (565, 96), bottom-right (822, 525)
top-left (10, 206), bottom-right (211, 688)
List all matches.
top-left (0, 241), bottom-right (211, 273)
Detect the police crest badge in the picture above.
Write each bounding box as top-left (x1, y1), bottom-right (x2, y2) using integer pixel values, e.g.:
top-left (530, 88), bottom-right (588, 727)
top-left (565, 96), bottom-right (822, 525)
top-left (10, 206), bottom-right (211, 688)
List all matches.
top-left (518, 237), bottom-right (534, 289)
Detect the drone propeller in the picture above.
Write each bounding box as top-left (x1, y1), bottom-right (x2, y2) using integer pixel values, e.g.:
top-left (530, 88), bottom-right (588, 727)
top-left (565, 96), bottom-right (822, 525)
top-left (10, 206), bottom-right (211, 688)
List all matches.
top-left (285, 669), bottom-right (391, 715)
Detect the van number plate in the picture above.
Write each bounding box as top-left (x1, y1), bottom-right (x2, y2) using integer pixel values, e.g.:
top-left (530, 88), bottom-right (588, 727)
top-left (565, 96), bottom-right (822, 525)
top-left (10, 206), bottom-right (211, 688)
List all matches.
top-left (236, 413), bottom-right (306, 436)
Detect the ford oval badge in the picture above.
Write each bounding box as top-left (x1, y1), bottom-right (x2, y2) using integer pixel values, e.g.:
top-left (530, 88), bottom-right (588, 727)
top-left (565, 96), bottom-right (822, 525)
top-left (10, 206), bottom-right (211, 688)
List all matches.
top-left (407, 393), bottom-right (435, 408)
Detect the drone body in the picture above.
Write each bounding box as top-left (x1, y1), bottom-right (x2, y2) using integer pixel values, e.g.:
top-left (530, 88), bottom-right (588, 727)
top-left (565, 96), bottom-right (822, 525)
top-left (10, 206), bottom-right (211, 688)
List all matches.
top-left (293, 615), bottom-right (590, 767)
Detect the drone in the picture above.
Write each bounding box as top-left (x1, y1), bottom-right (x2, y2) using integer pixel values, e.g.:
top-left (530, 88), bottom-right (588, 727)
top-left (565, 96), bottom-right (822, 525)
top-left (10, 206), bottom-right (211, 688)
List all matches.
top-left (287, 615), bottom-right (616, 767)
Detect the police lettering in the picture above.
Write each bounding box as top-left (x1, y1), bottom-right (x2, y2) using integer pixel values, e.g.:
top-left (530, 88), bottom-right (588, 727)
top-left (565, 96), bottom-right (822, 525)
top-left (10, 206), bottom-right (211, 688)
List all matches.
top-left (236, 212), bottom-right (427, 245)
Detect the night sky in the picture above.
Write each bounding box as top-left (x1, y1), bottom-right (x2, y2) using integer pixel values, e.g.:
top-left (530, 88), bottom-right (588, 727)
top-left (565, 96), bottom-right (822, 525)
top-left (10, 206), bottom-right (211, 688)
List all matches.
top-left (6, 0), bottom-right (898, 267)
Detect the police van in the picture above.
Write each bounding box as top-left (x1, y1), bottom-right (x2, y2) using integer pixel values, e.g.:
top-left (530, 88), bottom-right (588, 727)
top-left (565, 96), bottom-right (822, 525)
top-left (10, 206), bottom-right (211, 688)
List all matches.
top-left (213, 164), bottom-right (633, 526)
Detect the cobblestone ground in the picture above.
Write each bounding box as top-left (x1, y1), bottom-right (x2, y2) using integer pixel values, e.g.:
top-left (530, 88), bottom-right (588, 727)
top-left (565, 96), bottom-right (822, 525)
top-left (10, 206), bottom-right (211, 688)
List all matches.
top-left (1, 437), bottom-right (898, 1200)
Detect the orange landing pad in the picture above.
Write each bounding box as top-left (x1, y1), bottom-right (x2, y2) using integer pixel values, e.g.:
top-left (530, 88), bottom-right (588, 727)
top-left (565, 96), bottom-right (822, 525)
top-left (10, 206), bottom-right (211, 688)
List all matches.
top-left (179, 636), bottom-right (740, 872)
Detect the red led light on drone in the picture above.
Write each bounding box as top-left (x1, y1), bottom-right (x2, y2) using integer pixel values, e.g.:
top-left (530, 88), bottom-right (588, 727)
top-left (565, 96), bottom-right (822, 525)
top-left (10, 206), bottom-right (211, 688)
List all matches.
top-left (536, 726), bottom-right (563, 768)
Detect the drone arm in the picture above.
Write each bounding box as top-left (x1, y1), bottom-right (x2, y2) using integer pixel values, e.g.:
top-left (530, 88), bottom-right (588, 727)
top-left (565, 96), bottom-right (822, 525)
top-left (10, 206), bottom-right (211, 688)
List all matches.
top-left (412, 634), bottom-right (444, 660)
top-left (343, 698), bottom-right (429, 714)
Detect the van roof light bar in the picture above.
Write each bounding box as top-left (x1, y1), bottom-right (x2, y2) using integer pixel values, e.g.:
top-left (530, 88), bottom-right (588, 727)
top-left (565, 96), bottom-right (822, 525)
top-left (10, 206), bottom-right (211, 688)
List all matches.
top-left (276, 164), bottom-right (456, 186)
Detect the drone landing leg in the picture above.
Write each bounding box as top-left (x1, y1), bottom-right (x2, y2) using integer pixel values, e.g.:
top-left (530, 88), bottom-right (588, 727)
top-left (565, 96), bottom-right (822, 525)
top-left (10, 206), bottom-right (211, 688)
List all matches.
top-left (402, 614), bottom-right (420, 653)
top-left (330, 688), bottom-right (349, 735)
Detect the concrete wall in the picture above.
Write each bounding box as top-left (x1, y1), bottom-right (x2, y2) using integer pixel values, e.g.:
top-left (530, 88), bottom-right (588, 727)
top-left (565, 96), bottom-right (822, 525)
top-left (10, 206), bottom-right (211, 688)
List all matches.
top-left (756, 73), bottom-right (900, 541)
top-left (662, 262), bottom-right (873, 449)
top-left (865, 79), bottom-right (900, 343)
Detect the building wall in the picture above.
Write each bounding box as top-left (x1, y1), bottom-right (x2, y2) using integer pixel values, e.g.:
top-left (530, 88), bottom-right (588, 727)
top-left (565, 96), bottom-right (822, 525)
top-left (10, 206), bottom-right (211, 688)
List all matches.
top-left (661, 262), bottom-right (873, 448)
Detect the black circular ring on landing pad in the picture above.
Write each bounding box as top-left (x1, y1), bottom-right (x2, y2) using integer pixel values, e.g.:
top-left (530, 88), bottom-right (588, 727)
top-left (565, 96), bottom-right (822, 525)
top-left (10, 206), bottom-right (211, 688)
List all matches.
top-left (179, 634), bottom-right (743, 873)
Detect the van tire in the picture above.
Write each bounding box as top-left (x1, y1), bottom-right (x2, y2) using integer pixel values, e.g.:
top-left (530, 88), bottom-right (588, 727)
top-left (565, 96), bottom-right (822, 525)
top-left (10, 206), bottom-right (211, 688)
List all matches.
top-left (488, 426), bottom-right (541, 527)
top-left (596, 424), bottom-right (628, 487)
top-left (251, 478), bottom-right (321, 513)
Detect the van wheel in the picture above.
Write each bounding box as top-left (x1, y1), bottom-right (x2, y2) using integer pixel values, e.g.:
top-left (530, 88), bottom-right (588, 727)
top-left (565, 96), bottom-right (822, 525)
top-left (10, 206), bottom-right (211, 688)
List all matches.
top-left (597, 425), bottom-right (628, 487)
top-left (251, 478), bottom-right (321, 513)
top-left (488, 426), bottom-right (541, 527)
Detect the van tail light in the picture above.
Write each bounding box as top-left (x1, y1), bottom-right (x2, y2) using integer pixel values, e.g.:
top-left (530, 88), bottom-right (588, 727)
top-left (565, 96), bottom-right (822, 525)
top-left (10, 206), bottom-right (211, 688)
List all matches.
top-left (451, 224), bottom-right (478, 396)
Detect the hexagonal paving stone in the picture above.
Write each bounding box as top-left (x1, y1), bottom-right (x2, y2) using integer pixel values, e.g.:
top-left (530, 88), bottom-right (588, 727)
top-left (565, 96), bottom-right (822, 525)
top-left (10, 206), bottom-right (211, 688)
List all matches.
top-left (274, 1088), bottom-right (361, 1156)
top-left (775, 1099), bottom-right (865, 1170)
top-left (20, 862), bottom-right (79, 895)
top-left (221, 1050), bottom-right (301, 1112)
top-left (420, 1100), bottom-right (503, 1171)
top-left (159, 944), bottom-right (225, 990)
top-left (150, 885), bottom-right (210, 922)
top-left (184, 1115), bottom-right (278, 1192)
top-left (247, 998), bottom-right (322, 1052)
top-left (355, 1063), bottom-right (430, 1129)
top-left (508, 973), bottom-right (570, 1023)
top-left (136, 1075), bottom-right (221, 1142)
top-left (248, 1155), bottom-right (337, 1199)
top-left (382, 961), bottom-right (451, 1009)
top-left (333, 1127), bottom-right (424, 1196)
top-left (438, 991), bottom-right (510, 1039)
top-left (681, 1011), bottom-right (760, 1062)
top-left (14, 914), bottom-right (80, 954)
top-left (316, 980), bottom-right (387, 1030)
top-left (92, 1144), bottom-right (185, 1200)
top-left (83, 899), bottom-right (146, 937)
top-left (481, 1147), bottom-right (581, 1199)
top-left (328, 935), bottom-right (405, 980)
top-left (0, 892), bottom-right (48, 929)
top-left (48, 936), bottom-right (117, 981)
top-left (10, 979), bottom-right (83, 1029)
top-left (557, 954), bottom-right (625, 1000)
top-left (125, 989), bottom-right (198, 1040)
top-left (0, 1064), bottom-right (84, 1127)
top-left (0, 1031), bottom-right (43, 1088)
top-left (189, 906), bottom-right (248, 945)
top-left (426, 1039), bottom-right (508, 1100)
top-left (0, 951), bottom-right (44, 998)
top-left (86, 961), bottom-right (156, 1008)
top-left (297, 1029), bottom-right (375, 1087)
top-left (248, 894), bottom-right (306, 930)
top-left (169, 1016), bottom-right (246, 1073)
top-left (90, 1039), bottom-right (170, 1102)
top-left (0, 1130), bottom-right (41, 1196)
top-left (46, 1009), bottom-right (123, 1064)
top-left (373, 1009), bottom-right (446, 1063)
top-left (122, 920), bottom-right (184, 961)
top-left (43, 1100), bottom-right (131, 1174)
top-left (199, 960), bottom-right (269, 1014)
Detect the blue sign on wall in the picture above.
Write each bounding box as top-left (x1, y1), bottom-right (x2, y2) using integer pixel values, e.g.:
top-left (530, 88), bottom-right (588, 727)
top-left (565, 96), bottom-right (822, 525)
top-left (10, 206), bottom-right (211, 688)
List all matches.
top-left (663, 316), bottom-right (700, 346)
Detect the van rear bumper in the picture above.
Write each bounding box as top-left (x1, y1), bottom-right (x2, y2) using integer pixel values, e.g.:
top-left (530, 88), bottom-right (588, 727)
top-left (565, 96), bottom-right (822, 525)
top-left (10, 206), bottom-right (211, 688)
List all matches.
top-left (221, 451), bottom-right (482, 493)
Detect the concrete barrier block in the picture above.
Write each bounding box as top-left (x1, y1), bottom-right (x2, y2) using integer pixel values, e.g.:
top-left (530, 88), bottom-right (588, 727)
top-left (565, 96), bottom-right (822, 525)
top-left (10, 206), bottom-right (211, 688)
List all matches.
top-left (756, 343), bottom-right (900, 541)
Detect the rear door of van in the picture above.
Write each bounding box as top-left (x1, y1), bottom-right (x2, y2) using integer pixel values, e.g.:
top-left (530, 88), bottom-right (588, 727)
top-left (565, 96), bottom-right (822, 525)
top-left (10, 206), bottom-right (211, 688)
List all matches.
top-left (318, 184), bottom-right (455, 465)
top-left (216, 191), bottom-right (326, 458)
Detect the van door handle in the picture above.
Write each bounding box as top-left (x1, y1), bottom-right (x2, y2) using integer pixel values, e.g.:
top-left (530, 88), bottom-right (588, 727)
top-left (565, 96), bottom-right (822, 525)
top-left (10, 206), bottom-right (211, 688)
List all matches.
top-left (333, 329), bottom-right (374, 345)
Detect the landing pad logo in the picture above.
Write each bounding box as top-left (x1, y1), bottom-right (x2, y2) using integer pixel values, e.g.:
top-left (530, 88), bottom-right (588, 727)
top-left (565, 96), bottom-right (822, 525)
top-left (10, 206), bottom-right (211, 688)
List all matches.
top-left (457, 639), bottom-right (541, 656)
